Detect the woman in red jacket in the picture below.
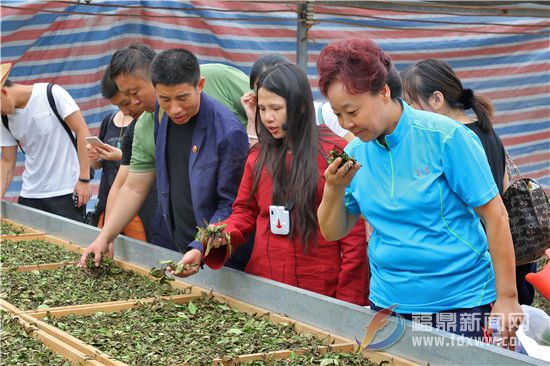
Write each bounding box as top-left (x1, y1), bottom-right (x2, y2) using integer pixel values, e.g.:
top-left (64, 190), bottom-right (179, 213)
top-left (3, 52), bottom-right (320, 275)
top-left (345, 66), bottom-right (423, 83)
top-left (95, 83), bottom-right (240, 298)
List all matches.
top-left (193, 63), bottom-right (368, 305)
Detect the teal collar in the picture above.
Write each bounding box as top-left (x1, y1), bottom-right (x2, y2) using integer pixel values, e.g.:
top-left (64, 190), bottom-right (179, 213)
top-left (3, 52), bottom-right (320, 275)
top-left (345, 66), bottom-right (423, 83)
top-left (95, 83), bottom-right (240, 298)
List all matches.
top-left (378, 99), bottom-right (411, 150)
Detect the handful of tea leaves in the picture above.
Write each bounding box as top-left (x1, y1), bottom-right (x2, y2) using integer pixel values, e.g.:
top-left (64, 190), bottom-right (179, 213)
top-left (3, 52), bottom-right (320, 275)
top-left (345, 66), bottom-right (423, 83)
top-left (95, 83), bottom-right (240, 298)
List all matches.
top-left (150, 260), bottom-right (198, 283)
top-left (326, 149), bottom-right (357, 168)
top-left (195, 223), bottom-right (231, 258)
top-left (83, 253), bottom-right (114, 277)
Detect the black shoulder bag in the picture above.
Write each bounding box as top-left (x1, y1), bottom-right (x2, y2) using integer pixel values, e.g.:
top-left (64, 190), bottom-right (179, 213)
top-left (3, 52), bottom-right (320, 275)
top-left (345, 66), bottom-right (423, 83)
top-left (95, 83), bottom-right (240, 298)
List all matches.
top-left (503, 151), bottom-right (550, 265)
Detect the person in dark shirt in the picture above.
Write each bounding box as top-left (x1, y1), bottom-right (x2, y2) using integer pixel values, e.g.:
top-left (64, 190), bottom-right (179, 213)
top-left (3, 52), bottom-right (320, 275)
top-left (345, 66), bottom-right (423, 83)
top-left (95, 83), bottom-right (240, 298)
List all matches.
top-left (86, 67), bottom-right (162, 251)
top-left (401, 58), bottom-right (535, 305)
top-left (150, 49), bottom-right (249, 277)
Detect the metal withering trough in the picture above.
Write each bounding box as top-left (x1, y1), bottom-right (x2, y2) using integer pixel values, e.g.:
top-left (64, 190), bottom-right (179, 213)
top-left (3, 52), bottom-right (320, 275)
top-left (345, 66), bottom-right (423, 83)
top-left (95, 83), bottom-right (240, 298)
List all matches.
top-left (1, 201), bottom-right (545, 366)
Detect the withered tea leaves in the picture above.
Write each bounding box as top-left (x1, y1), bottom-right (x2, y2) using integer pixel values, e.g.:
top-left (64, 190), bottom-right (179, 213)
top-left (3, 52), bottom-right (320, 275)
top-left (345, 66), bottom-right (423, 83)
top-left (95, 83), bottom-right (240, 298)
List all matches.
top-left (188, 301), bottom-right (197, 315)
top-left (0, 222), bottom-right (27, 235)
top-left (326, 149), bottom-right (357, 167)
top-left (83, 253), bottom-right (116, 277)
top-left (149, 260), bottom-right (198, 283)
top-left (0, 264), bottom-right (188, 310)
top-left (240, 349), bottom-right (379, 365)
top-left (1, 310), bottom-right (69, 365)
top-left (0, 239), bottom-right (80, 268)
top-left (44, 295), bottom-right (322, 365)
top-left (195, 222), bottom-right (231, 258)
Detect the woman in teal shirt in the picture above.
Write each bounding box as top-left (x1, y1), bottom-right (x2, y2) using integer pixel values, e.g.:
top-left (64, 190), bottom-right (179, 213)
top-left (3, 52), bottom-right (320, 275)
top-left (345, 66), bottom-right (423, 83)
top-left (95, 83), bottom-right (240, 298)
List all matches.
top-left (316, 38), bottom-right (522, 348)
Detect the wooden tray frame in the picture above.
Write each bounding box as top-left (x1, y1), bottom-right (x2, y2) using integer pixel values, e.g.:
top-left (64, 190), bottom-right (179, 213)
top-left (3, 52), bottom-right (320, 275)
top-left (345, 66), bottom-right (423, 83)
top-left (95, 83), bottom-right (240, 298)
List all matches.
top-left (1, 218), bottom-right (44, 239)
top-left (1, 300), bottom-right (112, 366)
top-left (1, 219), bottom-right (416, 366)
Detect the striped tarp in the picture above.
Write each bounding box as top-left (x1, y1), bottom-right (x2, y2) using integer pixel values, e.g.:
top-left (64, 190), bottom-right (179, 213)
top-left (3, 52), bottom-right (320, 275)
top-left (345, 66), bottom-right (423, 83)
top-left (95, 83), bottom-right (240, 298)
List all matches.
top-left (1, 0), bottom-right (549, 208)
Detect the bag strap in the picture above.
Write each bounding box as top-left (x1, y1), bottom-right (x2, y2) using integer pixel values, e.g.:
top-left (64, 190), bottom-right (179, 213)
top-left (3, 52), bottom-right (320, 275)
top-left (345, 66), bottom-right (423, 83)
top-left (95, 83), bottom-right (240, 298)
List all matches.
top-left (47, 83), bottom-right (77, 150)
top-left (47, 83), bottom-right (95, 180)
top-left (505, 149), bottom-right (522, 181)
top-left (1, 113), bottom-right (25, 154)
top-left (1, 114), bottom-right (9, 132)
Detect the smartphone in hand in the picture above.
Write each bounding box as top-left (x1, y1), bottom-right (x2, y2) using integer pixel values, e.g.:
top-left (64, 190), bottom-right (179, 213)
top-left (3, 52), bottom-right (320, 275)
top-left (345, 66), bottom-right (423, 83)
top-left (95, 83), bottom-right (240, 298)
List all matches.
top-left (85, 136), bottom-right (106, 148)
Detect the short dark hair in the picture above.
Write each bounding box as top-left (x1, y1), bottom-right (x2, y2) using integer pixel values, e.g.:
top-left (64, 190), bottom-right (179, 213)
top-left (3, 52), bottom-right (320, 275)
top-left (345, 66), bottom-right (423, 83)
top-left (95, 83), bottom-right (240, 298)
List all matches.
top-left (100, 67), bottom-right (119, 99)
top-left (249, 54), bottom-right (291, 89)
top-left (150, 48), bottom-right (200, 87)
top-left (109, 43), bottom-right (156, 81)
top-left (3, 79), bottom-right (13, 87)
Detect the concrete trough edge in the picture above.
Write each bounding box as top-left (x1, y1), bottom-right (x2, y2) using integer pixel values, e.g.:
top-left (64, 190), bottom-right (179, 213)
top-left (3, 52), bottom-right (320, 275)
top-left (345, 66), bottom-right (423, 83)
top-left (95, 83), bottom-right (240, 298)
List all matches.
top-left (1, 201), bottom-right (546, 366)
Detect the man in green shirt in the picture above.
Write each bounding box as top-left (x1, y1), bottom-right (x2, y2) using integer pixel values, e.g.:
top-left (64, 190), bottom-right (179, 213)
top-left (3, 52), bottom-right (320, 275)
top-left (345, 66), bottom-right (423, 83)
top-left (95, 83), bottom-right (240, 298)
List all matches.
top-left (129, 63), bottom-right (251, 175)
top-left (201, 63), bottom-right (250, 127)
top-left (81, 44), bottom-right (252, 268)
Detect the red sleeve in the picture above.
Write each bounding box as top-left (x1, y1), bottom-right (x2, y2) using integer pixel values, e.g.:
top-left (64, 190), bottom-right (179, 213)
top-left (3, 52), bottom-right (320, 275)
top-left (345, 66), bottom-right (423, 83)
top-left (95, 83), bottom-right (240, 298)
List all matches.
top-left (335, 217), bottom-right (369, 305)
top-left (203, 149), bottom-right (260, 269)
top-left (318, 123), bottom-right (347, 150)
top-left (316, 132), bottom-right (368, 306)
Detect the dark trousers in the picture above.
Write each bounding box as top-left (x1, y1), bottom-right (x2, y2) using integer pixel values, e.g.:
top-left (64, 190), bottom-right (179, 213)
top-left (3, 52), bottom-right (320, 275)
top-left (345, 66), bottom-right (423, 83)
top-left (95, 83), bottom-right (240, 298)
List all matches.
top-left (370, 301), bottom-right (493, 340)
top-left (18, 193), bottom-right (85, 222)
top-left (516, 262), bottom-right (537, 305)
top-left (224, 230), bottom-right (254, 271)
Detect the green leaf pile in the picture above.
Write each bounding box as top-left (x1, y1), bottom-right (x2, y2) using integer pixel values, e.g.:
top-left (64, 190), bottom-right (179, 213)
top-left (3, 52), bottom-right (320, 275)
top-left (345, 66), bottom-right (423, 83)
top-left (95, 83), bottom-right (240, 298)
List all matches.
top-left (0, 222), bottom-right (27, 235)
top-left (1, 310), bottom-right (70, 365)
top-left (44, 295), bottom-right (323, 365)
top-left (0, 239), bottom-right (80, 268)
top-left (0, 264), bottom-right (189, 310)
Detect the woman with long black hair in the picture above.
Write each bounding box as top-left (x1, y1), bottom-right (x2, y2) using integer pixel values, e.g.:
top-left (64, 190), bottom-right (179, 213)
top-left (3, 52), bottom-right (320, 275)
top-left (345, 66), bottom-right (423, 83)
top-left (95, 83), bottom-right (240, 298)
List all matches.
top-left (192, 63), bottom-right (369, 305)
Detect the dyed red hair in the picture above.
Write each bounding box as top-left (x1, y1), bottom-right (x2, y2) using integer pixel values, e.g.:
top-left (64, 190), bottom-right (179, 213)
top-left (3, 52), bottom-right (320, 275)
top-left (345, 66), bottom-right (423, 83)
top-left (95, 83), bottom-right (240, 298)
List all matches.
top-left (317, 39), bottom-right (392, 96)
